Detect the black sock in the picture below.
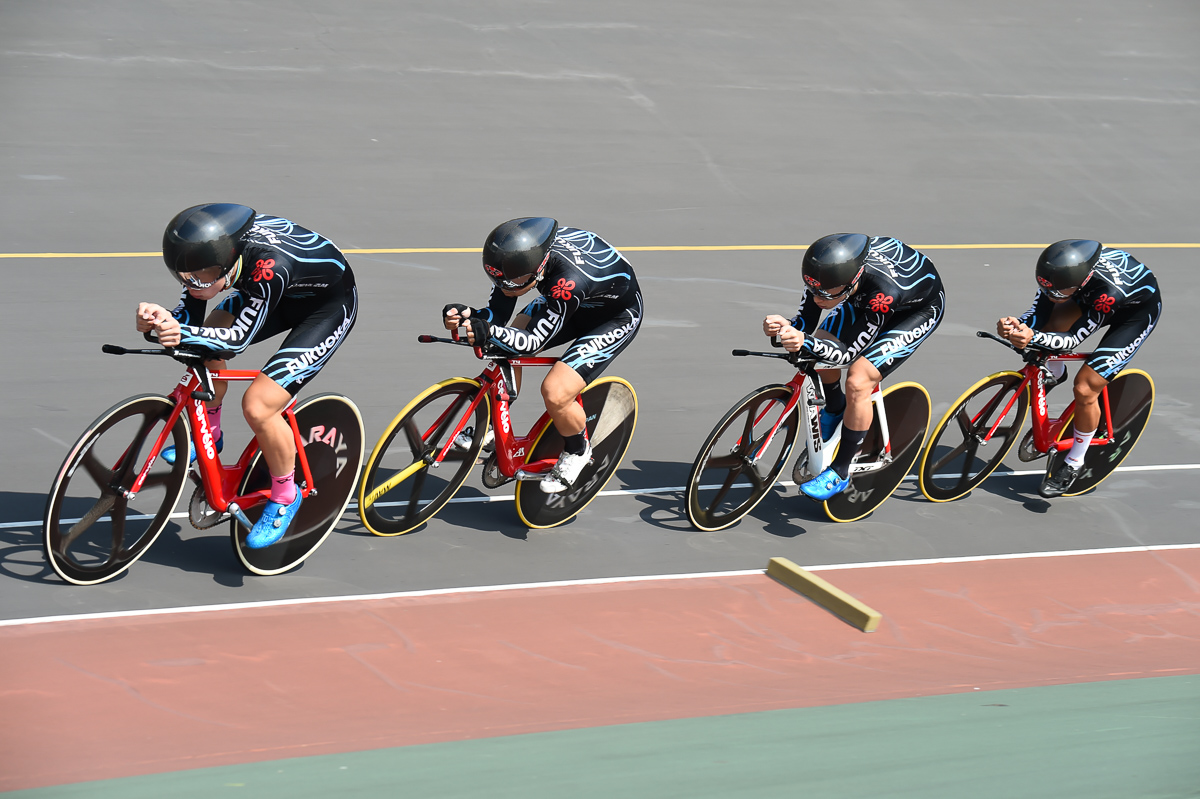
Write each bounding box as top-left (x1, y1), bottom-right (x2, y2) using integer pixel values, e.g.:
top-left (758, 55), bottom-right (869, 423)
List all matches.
top-left (822, 380), bottom-right (846, 416)
top-left (563, 431), bottom-right (588, 456)
top-left (831, 427), bottom-right (868, 479)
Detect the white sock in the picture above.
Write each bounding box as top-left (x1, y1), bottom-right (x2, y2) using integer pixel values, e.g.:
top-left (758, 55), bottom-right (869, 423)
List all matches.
top-left (1047, 360), bottom-right (1067, 382)
top-left (1065, 427), bottom-right (1096, 467)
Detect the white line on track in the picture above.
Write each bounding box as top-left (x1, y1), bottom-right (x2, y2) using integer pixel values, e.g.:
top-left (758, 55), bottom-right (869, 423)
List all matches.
top-left (5, 462), bottom-right (1199, 531)
top-left (4, 542), bottom-right (1199, 629)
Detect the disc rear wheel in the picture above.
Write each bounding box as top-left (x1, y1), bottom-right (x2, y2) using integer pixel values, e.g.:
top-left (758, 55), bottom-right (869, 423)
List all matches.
top-left (1046, 369), bottom-right (1154, 497)
top-left (233, 394), bottom-right (364, 575)
top-left (824, 382), bottom-right (930, 523)
top-left (516, 377), bottom-right (638, 529)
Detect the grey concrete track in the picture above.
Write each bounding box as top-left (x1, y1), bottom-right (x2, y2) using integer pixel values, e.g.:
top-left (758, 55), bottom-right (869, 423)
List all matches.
top-left (2, 1), bottom-right (1198, 620)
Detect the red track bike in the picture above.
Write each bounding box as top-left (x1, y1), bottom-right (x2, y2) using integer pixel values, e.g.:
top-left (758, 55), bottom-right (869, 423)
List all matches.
top-left (357, 334), bottom-right (637, 534)
top-left (918, 331), bottom-right (1155, 501)
top-left (43, 338), bottom-right (363, 585)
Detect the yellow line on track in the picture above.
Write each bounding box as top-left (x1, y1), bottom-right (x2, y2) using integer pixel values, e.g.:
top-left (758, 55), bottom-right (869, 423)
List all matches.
top-left (2, 244), bottom-right (1197, 259)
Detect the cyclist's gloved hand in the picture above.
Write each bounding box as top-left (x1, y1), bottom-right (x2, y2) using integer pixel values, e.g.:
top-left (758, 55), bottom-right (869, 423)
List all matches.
top-left (462, 316), bottom-right (491, 347)
top-left (443, 303), bottom-right (471, 331)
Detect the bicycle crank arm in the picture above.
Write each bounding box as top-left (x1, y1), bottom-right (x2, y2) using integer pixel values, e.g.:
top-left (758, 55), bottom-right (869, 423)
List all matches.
top-left (226, 502), bottom-right (254, 531)
top-left (514, 469), bottom-right (551, 481)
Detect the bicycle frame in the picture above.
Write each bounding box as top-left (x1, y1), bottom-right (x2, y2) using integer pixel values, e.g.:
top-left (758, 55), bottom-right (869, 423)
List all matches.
top-left (736, 355), bottom-right (892, 478)
top-left (427, 353), bottom-right (583, 480)
top-left (975, 353), bottom-right (1116, 454)
top-left (121, 365), bottom-right (314, 522)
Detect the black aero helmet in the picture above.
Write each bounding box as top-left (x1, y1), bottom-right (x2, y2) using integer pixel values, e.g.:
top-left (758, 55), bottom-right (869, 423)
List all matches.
top-left (163, 203), bottom-right (256, 286)
top-left (1036, 239), bottom-right (1102, 296)
top-left (482, 217), bottom-right (559, 289)
top-left (802, 233), bottom-right (870, 298)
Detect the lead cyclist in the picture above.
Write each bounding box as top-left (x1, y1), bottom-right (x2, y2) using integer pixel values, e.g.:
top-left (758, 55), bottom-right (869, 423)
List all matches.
top-left (135, 203), bottom-right (358, 548)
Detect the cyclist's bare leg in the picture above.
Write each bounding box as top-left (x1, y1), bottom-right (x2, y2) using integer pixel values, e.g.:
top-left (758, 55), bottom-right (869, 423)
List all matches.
top-left (542, 361), bottom-right (587, 436)
top-left (1069, 364), bottom-right (1107, 435)
top-left (242, 375), bottom-right (297, 479)
top-left (843, 357), bottom-right (883, 430)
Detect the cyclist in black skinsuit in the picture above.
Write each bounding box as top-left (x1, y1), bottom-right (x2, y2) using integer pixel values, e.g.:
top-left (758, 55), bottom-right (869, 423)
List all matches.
top-left (764, 234), bottom-right (945, 500)
top-left (443, 218), bottom-right (643, 494)
top-left (997, 240), bottom-right (1161, 497)
top-left (136, 204), bottom-right (357, 548)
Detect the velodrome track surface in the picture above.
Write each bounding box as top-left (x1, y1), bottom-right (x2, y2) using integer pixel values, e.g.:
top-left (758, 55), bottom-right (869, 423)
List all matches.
top-left (2, 1), bottom-right (1199, 794)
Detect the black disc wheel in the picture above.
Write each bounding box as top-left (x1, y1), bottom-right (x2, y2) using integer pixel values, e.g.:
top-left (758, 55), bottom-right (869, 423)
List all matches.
top-left (825, 382), bottom-right (931, 523)
top-left (43, 395), bottom-right (189, 585)
top-left (1044, 369), bottom-right (1155, 497)
top-left (357, 379), bottom-right (488, 536)
top-left (685, 384), bottom-right (799, 532)
top-left (516, 377), bottom-right (638, 529)
top-left (233, 394), bottom-right (364, 574)
top-left (918, 371), bottom-right (1029, 502)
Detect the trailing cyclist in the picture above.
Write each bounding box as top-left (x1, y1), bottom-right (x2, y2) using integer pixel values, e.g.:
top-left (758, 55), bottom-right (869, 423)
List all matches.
top-left (135, 203), bottom-right (358, 548)
top-left (996, 240), bottom-right (1161, 498)
top-left (443, 218), bottom-right (643, 494)
top-left (764, 233), bottom-right (945, 500)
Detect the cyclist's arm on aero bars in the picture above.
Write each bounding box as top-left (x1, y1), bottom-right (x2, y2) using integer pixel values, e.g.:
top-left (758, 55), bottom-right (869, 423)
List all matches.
top-left (176, 278), bottom-right (278, 355)
top-left (799, 308), bottom-right (886, 367)
top-left (1029, 310), bottom-right (1103, 352)
top-left (488, 295), bottom-right (579, 357)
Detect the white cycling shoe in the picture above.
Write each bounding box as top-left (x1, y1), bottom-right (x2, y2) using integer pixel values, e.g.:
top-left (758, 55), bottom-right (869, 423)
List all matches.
top-left (453, 427), bottom-right (494, 454)
top-left (540, 442), bottom-right (593, 494)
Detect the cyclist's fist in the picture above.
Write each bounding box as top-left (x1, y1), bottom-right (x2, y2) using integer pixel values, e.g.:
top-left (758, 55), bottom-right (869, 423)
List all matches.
top-left (443, 303), bottom-right (472, 331)
top-left (778, 324), bottom-right (805, 353)
top-left (1008, 323), bottom-right (1034, 349)
top-left (136, 302), bottom-right (170, 332)
top-left (763, 314), bottom-right (790, 337)
top-left (155, 316), bottom-right (182, 348)
top-left (462, 316), bottom-right (491, 346)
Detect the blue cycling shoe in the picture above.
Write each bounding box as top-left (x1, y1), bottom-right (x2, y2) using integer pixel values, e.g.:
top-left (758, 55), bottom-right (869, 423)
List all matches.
top-left (162, 433), bottom-right (223, 465)
top-left (800, 466), bottom-right (851, 501)
top-left (819, 409), bottom-right (843, 442)
top-left (246, 492), bottom-right (303, 549)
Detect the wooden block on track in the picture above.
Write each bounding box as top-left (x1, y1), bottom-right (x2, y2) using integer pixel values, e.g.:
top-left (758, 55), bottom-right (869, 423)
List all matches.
top-left (767, 557), bottom-right (882, 632)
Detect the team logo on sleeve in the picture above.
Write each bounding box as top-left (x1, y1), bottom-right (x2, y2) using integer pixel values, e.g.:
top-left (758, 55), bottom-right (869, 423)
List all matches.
top-left (869, 293), bottom-right (894, 313)
top-left (1094, 293), bottom-right (1116, 313)
top-left (252, 258), bottom-right (276, 282)
top-left (551, 278), bottom-right (575, 301)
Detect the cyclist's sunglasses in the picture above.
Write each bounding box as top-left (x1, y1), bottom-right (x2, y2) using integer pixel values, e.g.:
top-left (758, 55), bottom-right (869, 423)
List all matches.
top-left (492, 272), bottom-right (537, 291)
top-left (175, 265), bottom-right (226, 290)
top-left (1041, 285), bottom-right (1078, 300)
top-left (810, 282), bottom-right (855, 300)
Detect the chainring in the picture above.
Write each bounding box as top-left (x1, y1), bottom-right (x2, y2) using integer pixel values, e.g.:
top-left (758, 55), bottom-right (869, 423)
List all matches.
top-left (1017, 429), bottom-right (1046, 462)
top-left (481, 453), bottom-right (514, 489)
top-left (188, 484), bottom-right (228, 529)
